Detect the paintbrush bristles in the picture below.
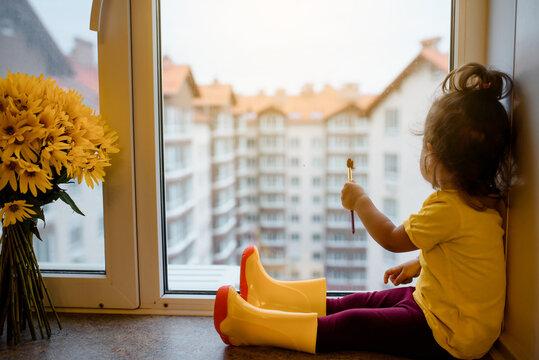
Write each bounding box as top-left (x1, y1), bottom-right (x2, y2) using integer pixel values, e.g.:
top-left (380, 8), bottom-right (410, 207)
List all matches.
top-left (347, 158), bottom-right (354, 169)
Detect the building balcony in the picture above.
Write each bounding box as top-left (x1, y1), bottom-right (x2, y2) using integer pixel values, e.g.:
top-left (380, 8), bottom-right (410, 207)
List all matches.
top-left (212, 153), bottom-right (235, 164)
top-left (326, 278), bottom-right (367, 287)
top-left (258, 147), bottom-right (285, 154)
top-left (236, 223), bottom-right (257, 234)
top-left (235, 187), bottom-right (257, 198)
top-left (212, 176), bottom-right (235, 190)
top-left (325, 239), bottom-right (366, 249)
top-left (166, 199), bottom-right (196, 220)
top-left (326, 200), bottom-right (344, 210)
top-left (259, 255), bottom-right (286, 266)
top-left (258, 128), bottom-right (285, 135)
top-left (260, 238), bottom-right (286, 247)
top-left (236, 204), bottom-right (258, 215)
top-left (213, 239), bottom-right (237, 264)
top-left (236, 167), bottom-right (257, 177)
top-left (212, 199), bottom-right (236, 215)
top-left (325, 259), bottom-right (367, 267)
top-left (165, 166), bottom-right (194, 181)
top-left (259, 201), bottom-right (286, 209)
top-left (326, 220), bottom-right (352, 229)
top-left (259, 220), bottom-right (286, 228)
top-left (167, 231), bottom-right (196, 258)
top-left (259, 167), bottom-right (285, 174)
top-left (212, 128), bottom-right (235, 138)
top-left (213, 217), bottom-right (236, 237)
top-left (163, 133), bottom-right (191, 143)
top-left (259, 185), bottom-right (285, 193)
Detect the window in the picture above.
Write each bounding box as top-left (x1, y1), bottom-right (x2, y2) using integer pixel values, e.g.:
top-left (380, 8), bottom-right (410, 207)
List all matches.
top-left (0, 0), bottom-right (140, 308)
top-left (383, 198), bottom-right (398, 223)
top-left (384, 154), bottom-right (399, 182)
top-left (157, 0), bottom-right (450, 307)
top-left (385, 108), bottom-right (399, 136)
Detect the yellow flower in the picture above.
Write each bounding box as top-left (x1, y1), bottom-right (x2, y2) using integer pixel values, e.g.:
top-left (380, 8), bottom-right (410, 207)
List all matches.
top-left (0, 200), bottom-right (36, 227)
top-left (1, 123), bottom-right (41, 163)
top-left (18, 163), bottom-right (52, 196)
top-left (0, 111), bottom-right (30, 146)
top-left (77, 158), bottom-right (109, 189)
top-left (0, 158), bottom-right (24, 191)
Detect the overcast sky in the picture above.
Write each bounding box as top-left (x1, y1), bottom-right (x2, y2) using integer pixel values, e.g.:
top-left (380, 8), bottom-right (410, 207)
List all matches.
top-left (29, 0), bottom-right (450, 96)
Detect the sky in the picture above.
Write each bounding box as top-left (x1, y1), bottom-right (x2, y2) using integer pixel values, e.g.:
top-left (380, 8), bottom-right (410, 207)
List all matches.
top-left (28, 0), bottom-right (451, 96)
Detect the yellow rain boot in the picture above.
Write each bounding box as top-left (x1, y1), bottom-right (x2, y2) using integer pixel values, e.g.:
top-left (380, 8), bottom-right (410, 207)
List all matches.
top-left (214, 285), bottom-right (318, 354)
top-left (240, 245), bottom-right (326, 316)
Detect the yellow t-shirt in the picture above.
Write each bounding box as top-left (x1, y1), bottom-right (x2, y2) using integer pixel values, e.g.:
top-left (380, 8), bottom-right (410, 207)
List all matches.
top-left (403, 190), bottom-right (505, 359)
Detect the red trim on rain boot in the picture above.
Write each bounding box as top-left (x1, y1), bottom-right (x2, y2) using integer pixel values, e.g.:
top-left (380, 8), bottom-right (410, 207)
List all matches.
top-left (240, 246), bottom-right (256, 301)
top-left (214, 285), bottom-right (232, 345)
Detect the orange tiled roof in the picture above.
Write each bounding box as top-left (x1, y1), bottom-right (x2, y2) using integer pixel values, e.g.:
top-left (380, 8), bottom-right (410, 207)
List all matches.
top-left (193, 82), bottom-right (236, 107)
top-left (162, 57), bottom-right (199, 97)
top-left (234, 85), bottom-right (374, 122)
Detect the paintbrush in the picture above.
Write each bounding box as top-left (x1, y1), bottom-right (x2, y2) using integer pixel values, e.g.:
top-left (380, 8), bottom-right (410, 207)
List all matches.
top-left (347, 158), bottom-right (355, 234)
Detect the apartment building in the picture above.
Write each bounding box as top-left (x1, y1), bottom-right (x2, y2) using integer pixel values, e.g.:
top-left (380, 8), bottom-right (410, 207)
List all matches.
top-left (194, 82), bottom-right (238, 265)
top-left (162, 59), bottom-right (208, 265)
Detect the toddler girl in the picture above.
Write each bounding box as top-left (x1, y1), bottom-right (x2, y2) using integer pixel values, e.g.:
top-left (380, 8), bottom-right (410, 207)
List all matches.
top-left (214, 62), bottom-right (512, 360)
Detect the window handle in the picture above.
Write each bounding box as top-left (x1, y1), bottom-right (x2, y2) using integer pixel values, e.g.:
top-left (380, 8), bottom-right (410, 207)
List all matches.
top-left (90, 0), bottom-right (104, 32)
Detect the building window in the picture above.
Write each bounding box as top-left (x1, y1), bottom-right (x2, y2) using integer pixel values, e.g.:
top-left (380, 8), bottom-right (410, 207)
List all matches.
top-left (291, 214), bottom-right (300, 222)
top-left (291, 233), bottom-right (300, 241)
top-left (384, 154), bottom-right (399, 182)
top-left (312, 233), bottom-right (321, 242)
top-left (291, 195), bottom-right (300, 204)
top-left (385, 108), bottom-right (399, 136)
top-left (289, 137), bottom-right (300, 148)
top-left (290, 157), bottom-right (300, 167)
top-left (312, 215), bottom-right (322, 223)
top-left (312, 177), bottom-right (322, 187)
top-left (312, 195), bottom-right (321, 205)
top-left (290, 177), bottom-right (300, 186)
top-left (383, 198), bottom-right (398, 223)
top-left (311, 137), bottom-right (322, 148)
top-left (313, 252), bottom-right (321, 262)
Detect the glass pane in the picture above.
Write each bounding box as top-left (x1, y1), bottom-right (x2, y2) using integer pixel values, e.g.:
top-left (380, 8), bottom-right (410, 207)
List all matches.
top-left (1, 1), bottom-right (104, 271)
top-left (160, 0), bottom-right (450, 291)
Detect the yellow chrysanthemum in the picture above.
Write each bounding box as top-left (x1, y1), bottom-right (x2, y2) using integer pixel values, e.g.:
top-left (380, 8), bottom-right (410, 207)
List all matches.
top-left (0, 158), bottom-right (25, 191)
top-left (1, 123), bottom-right (41, 163)
top-left (0, 111), bottom-right (30, 146)
top-left (77, 158), bottom-right (110, 189)
top-left (18, 163), bottom-right (52, 197)
top-left (0, 200), bottom-right (36, 227)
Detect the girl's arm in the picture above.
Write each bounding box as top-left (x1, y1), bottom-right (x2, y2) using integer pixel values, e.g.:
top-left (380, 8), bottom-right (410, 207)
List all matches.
top-left (341, 182), bottom-right (418, 253)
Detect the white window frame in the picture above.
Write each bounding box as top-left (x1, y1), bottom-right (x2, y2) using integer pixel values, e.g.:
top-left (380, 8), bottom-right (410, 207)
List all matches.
top-left (43, 0), bottom-right (138, 309)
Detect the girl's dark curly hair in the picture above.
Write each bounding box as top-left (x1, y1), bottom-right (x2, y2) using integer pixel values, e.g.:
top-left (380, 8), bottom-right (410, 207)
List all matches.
top-left (423, 62), bottom-right (513, 210)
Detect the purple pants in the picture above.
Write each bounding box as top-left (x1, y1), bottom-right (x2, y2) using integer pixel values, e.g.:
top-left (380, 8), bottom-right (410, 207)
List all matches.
top-left (316, 287), bottom-right (454, 359)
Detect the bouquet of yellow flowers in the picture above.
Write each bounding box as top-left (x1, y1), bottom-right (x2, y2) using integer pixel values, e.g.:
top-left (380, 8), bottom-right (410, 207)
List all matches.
top-left (0, 72), bottom-right (119, 344)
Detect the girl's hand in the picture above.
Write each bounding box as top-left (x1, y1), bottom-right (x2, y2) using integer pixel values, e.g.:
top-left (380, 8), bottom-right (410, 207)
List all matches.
top-left (341, 181), bottom-right (367, 211)
top-left (383, 259), bottom-right (421, 286)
